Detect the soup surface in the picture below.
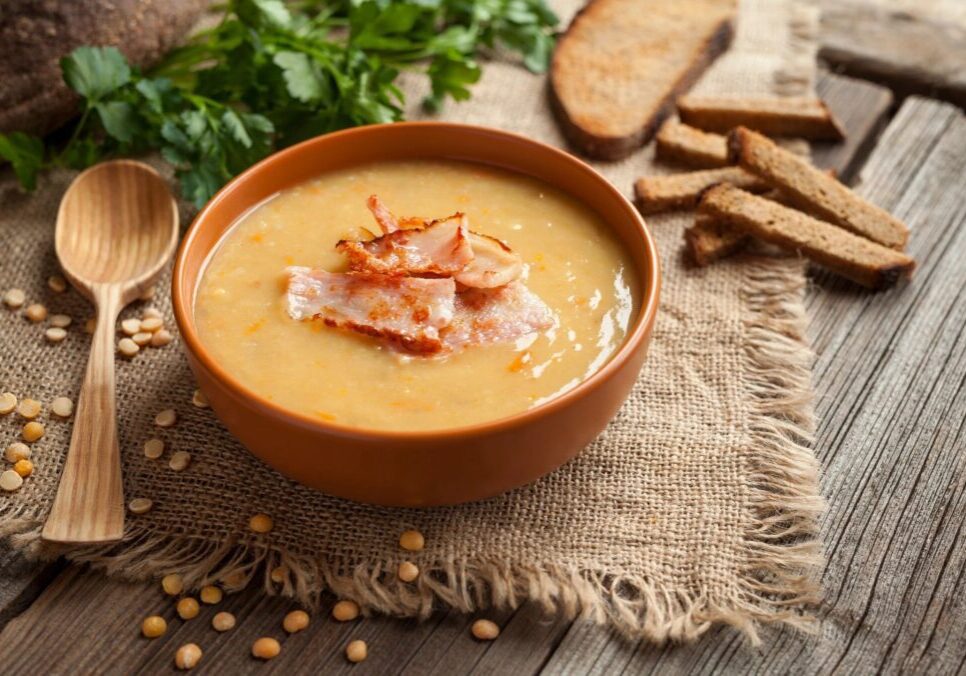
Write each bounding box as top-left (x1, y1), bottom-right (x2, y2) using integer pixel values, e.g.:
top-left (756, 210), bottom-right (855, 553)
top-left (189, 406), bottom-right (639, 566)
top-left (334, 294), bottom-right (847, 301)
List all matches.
top-left (195, 159), bottom-right (639, 431)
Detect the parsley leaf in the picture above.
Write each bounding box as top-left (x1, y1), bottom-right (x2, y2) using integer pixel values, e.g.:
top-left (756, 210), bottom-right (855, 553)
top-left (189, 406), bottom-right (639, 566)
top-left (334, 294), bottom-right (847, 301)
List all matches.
top-left (0, 132), bottom-right (45, 190)
top-left (2, 0), bottom-right (557, 206)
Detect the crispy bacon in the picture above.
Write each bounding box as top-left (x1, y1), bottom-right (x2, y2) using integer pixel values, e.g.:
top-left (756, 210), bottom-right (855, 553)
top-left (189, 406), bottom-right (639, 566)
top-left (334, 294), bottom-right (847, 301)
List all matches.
top-left (441, 281), bottom-right (554, 350)
top-left (337, 213), bottom-right (474, 276)
top-left (286, 267), bottom-right (456, 353)
top-left (455, 232), bottom-right (523, 288)
top-left (366, 195), bottom-right (399, 234)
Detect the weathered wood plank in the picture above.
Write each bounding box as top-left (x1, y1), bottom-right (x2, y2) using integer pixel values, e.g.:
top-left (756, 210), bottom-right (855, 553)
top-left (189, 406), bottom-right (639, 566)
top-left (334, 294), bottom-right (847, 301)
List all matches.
top-left (0, 546), bottom-right (63, 631)
top-left (544, 98), bottom-right (966, 675)
top-left (819, 0), bottom-right (966, 107)
top-left (812, 73), bottom-right (893, 184)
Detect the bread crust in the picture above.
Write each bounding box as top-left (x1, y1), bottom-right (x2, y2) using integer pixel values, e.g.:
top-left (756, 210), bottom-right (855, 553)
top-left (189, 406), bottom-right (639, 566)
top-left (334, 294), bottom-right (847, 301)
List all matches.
top-left (635, 167), bottom-right (768, 214)
top-left (550, 0), bottom-right (736, 160)
top-left (698, 183), bottom-right (915, 289)
top-left (655, 120), bottom-right (730, 168)
top-left (728, 127), bottom-right (910, 249)
top-left (677, 95), bottom-right (846, 140)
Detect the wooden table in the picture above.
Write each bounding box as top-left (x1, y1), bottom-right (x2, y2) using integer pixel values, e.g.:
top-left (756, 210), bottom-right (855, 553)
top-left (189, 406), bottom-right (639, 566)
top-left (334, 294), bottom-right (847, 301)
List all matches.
top-left (1, 72), bottom-right (964, 675)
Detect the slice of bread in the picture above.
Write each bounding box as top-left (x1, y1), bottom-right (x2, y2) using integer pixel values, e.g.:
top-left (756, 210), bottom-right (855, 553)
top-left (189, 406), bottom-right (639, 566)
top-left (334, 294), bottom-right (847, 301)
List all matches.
top-left (728, 127), bottom-right (909, 249)
top-left (677, 96), bottom-right (846, 140)
top-left (698, 184), bottom-right (915, 289)
top-left (550, 0), bottom-right (737, 160)
top-left (655, 120), bottom-right (730, 168)
top-left (685, 215), bottom-right (748, 266)
top-left (635, 167), bottom-right (768, 214)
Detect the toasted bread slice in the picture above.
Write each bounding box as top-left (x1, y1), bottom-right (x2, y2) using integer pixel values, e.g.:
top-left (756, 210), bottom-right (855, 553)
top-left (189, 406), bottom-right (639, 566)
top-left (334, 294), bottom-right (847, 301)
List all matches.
top-left (550, 0), bottom-right (737, 160)
top-left (698, 184), bottom-right (915, 288)
top-left (677, 95), bottom-right (846, 140)
top-left (685, 215), bottom-right (748, 266)
top-left (635, 167), bottom-right (768, 214)
top-left (728, 127), bottom-right (909, 249)
top-left (655, 120), bottom-right (730, 168)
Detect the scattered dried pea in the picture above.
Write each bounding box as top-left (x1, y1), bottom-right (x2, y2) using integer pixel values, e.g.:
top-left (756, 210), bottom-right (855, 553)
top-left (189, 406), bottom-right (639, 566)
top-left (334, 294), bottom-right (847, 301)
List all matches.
top-left (212, 611), bottom-right (236, 632)
top-left (155, 409), bottom-right (177, 427)
top-left (4, 442), bottom-right (30, 463)
top-left (283, 609), bottom-right (310, 634)
top-left (51, 397), bottom-right (73, 418)
top-left (471, 619), bottom-right (500, 641)
top-left (132, 332), bottom-right (153, 346)
top-left (150, 329), bottom-right (174, 347)
top-left (346, 639), bottom-right (367, 663)
top-left (3, 288), bottom-right (25, 309)
top-left (24, 303), bottom-right (47, 323)
top-left (161, 573), bottom-right (184, 596)
top-left (17, 398), bottom-right (41, 419)
top-left (49, 314), bottom-right (72, 328)
top-left (398, 561), bottom-right (419, 583)
top-left (399, 530), bottom-right (425, 552)
top-left (144, 438), bottom-right (165, 459)
top-left (118, 338), bottom-right (140, 358)
top-left (252, 637), bottom-right (281, 660)
top-left (169, 451), bottom-right (191, 472)
top-left (141, 316), bottom-right (164, 333)
top-left (143, 307), bottom-right (163, 320)
top-left (176, 597), bottom-right (200, 620)
top-left (0, 392), bottom-right (16, 415)
top-left (249, 513), bottom-right (273, 534)
top-left (13, 459), bottom-right (33, 478)
top-left (191, 389), bottom-right (209, 408)
top-left (120, 317), bottom-right (142, 335)
top-left (199, 585), bottom-right (222, 605)
top-left (128, 498), bottom-right (153, 514)
top-left (270, 565), bottom-right (288, 584)
top-left (44, 327), bottom-right (67, 343)
top-left (332, 600), bottom-right (360, 622)
top-left (48, 275), bottom-right (68, 293)
top-left (141, 615), bottom-right (167, 638)
top-left (22, 421), bottom-right (44, 442)
top-left (174, 643), bottom-right (202, 670)
top-left (0, 469), bottom-right (23, 492)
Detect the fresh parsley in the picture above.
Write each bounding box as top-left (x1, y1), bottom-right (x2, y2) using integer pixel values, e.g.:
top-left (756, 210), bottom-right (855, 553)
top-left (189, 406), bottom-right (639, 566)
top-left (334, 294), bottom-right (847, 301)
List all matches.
top-left (0, 0), bottom-right (557, 207)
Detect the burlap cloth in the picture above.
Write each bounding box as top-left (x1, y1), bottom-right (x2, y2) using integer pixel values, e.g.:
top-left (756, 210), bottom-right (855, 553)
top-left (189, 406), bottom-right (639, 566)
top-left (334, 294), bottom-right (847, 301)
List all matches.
top-left (0, 0), bottom-right (824, 644)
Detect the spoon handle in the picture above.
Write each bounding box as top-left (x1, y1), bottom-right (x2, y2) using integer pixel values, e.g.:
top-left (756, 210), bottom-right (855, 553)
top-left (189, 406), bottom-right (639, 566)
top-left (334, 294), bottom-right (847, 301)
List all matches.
top-left (42, 286), bottom-right (125, 543)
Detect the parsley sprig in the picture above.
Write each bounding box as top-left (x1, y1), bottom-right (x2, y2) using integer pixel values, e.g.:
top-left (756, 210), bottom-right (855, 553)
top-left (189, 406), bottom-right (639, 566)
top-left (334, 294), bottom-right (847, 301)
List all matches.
top-left (0, 0), bottom-right (557, 206)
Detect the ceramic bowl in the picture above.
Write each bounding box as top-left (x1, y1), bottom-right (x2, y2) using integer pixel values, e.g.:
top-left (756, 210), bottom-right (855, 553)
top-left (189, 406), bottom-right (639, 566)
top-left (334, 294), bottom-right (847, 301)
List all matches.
top-left (172, 122), bottom-right (660, 506)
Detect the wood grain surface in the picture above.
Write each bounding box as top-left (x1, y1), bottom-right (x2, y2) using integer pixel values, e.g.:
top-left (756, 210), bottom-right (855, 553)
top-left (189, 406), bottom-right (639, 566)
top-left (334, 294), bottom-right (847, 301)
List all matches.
top-left (0, 75), bottom-right (964, 675)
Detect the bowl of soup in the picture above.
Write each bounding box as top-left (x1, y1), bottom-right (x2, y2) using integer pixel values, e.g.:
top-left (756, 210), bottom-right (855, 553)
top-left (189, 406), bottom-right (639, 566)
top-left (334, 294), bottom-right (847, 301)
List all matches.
top-left (172, 122), bottom-right (660, 506)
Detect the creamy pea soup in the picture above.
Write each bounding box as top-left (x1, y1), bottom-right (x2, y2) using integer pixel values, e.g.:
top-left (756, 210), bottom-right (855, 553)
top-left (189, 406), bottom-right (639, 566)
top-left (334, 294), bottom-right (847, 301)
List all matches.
top-left (195, 159), bottom-right (638, 431)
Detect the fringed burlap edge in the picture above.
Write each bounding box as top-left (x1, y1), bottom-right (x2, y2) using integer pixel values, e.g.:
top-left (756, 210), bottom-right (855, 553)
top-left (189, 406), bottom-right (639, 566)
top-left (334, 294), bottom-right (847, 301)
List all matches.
top-left (0, 0), bottom-right (825, 645)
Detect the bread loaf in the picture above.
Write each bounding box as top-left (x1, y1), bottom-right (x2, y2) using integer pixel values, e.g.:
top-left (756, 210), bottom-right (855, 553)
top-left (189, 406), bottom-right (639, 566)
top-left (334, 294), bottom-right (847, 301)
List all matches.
top-left (0, 0), bottom-right (209, 136)
top-left (550, 0), bottom-right (736, 160)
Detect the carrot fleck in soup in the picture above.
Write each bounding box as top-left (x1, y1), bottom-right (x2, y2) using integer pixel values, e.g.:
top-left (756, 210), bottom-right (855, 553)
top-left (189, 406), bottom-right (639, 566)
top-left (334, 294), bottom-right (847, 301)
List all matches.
top-left (195, 159), bottom-right (639, 431)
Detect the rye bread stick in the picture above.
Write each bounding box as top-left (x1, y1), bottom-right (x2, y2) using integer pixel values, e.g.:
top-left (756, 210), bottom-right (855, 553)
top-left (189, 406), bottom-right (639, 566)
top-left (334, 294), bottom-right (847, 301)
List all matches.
top-left (728, 127), bottom-right (909, 249)
top-left (685, 214), bottom-right (748, 266)
top-left (655, 120), bottom-right (729, 168)
top-left (677, 95), bottom-right (846, 140)
top-left (634, 166), bottom-right (768, 214)
top-left (698, 183), bottom-right (915, 289)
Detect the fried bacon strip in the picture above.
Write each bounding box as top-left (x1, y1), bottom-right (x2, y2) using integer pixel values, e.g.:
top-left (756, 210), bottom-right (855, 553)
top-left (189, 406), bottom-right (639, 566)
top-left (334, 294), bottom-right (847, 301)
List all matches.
top-left (337, 213), bottom-right (474, 277)
top-left (441, 281), bottom-right (553, 350)
top-left (286, 267), bottom-right (456, 354)
top-left (351, 196), bottom-right (524, 287)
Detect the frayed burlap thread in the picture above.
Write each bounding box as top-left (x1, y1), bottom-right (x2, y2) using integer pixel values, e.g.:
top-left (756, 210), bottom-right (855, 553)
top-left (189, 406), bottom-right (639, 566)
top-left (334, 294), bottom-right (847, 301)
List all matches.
top-left (0, 0), bottom-right (824, 645)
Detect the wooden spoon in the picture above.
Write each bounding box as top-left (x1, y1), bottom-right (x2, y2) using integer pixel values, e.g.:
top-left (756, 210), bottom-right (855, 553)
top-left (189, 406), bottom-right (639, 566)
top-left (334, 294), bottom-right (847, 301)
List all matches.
top-left (42, 160), bottom-right (178, 543)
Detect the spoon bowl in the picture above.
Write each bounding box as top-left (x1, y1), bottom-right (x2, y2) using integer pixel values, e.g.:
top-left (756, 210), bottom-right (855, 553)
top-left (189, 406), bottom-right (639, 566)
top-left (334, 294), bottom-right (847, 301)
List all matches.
top-left (43, 160), bottom-right (178, 543)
